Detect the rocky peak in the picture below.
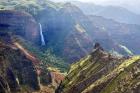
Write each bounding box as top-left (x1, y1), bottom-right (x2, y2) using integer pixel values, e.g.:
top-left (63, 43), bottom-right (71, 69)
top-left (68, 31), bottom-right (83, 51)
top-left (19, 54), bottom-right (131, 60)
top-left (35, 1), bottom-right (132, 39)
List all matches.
top-left (90, 43), bottom-right (110, 60)
top-left (94, 42), bottom-right (104, 50)
top-left (56, 41), bottom-right (140, 93)
top-left (56, 43), bottom-right (124, 93)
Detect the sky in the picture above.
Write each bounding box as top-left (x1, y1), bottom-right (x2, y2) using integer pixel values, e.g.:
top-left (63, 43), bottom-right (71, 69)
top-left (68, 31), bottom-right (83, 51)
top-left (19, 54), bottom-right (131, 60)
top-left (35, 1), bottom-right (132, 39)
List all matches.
top-left (51, 0), bottom-right (140, 14)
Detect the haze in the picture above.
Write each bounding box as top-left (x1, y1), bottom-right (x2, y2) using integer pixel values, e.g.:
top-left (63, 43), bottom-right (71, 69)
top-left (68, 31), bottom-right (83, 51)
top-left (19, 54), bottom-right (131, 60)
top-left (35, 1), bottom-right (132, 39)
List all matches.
top-left (51, 0), bottom-right (140, 14)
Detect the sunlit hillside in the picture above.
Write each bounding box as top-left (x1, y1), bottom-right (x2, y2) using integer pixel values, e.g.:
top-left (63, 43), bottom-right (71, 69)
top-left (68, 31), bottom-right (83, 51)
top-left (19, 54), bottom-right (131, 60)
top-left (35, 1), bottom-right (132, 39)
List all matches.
top-left (0, 0), bottom-right (140, 93)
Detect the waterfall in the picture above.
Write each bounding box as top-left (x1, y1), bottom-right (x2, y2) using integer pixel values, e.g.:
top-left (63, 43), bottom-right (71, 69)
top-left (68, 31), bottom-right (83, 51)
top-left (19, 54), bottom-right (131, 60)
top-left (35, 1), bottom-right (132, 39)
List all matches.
top-left (39, 23), bottom-right (46, 46)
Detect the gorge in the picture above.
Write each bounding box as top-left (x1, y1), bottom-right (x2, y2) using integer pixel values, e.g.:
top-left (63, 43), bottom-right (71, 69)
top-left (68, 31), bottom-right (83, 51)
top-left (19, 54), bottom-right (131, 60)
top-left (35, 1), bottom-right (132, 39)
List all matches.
top-left (0, 0), bottom-right (140, 93)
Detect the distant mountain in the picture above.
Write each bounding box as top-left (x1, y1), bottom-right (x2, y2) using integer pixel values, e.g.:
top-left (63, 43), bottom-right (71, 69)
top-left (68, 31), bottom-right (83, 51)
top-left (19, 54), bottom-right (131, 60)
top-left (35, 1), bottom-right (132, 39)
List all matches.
top-left (88, 15), bottom-right (140, 55)
top-left (1, 0), bottom-right (140, 64)
top-left (57, 44), bottom-right (140, 93)
top-left (38, 3), bottom-right (123, 63)
top-left (72, 1), bottom-right (140, 25)
top-left (1, 1), bottom-right (140, 92)
top-left (38, 3), bottom-right (140, 63)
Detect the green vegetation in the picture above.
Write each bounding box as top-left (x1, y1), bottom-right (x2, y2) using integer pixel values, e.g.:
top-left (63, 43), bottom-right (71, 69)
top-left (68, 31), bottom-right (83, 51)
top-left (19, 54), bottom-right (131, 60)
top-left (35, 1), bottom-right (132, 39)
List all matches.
top-left (0, 0), bottom-right (61, 17)
top-left (60, 47), bottom-right (140, 93)
top-left (0, 0), bottom-right (69, 71)
top-left (61, 50), bottom-right (121, 93)
top-left (83, 56), bottom-right (140, 93)
top-left (41, 49), bottom-right (69, 72)
top-left (13, 36), bottom-right (69, 72)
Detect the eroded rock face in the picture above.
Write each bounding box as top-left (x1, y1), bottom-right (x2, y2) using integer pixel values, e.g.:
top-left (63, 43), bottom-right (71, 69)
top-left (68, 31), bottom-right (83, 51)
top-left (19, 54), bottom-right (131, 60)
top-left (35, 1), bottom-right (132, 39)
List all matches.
top-left (0, 10), bottom-right (40, 44)
top-left (57, 44), bottom-right (140, 93)
top-left (0, 43), bottom-right (40, 93)
top-left (38, 4), bottom-right (122, 63)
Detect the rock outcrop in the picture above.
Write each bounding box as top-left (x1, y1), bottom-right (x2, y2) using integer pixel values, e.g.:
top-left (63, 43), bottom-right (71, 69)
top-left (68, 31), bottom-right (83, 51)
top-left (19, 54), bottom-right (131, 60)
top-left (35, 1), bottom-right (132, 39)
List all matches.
top-left (0, 43), bottom-right (40, 93)
top-left (0, 10), bottom-right (63, 93)
top-left (0, 10), bottom-right (40, 44)
top-left (57, 44), bottom-right (140, 93)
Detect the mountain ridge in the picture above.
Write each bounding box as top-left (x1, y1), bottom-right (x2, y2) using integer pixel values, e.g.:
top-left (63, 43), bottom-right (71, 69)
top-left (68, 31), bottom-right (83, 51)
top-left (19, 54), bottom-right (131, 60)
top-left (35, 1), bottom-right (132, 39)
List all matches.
top-left (57, 44), bottom-right (140, 93)
top-left (72, 1), bottom-right (140, 25)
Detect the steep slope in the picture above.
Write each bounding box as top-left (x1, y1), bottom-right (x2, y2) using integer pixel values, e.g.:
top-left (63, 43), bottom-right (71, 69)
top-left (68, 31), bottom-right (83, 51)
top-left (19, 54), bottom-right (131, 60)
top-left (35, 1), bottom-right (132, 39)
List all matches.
top-left (0, 10), bottom-right (40, 44)
top-left (88, 15), bottom-right (140, 55)
top-left (0, 1), bottom-right (137, 64)
top-left (35, 2), bottom-right (140, 63)
top-left (1, 1), bottom-right (140, 64)
top-left (83, 56), bottom-right (140, 93)
top-left (39, 2), bottom-right (140, 63)
top-left (0, 42), bottom-right (40, 93)
top-left (0, 10), bottom-right (43, 92)
top-left (38, 3), bottom-right (123, 63)
top-left (0, 29), bottom-right (66, 93)
top-left (0, 9), bottom-right (68, 71)
top-left (0, 10), bottom-right (66, 92)
top-left (57, 44), bottom-right (140, 93)
top-left (72, 1), bottom-right (140, 25)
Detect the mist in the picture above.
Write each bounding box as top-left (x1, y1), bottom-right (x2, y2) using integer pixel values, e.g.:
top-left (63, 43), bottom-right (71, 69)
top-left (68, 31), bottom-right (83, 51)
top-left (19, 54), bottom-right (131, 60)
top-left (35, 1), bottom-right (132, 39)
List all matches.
top-left (51, 0), bottom-right (140, 14)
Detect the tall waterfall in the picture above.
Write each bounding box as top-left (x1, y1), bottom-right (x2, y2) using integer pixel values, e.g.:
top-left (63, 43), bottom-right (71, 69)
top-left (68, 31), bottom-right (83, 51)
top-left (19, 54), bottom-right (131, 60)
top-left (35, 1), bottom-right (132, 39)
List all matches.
top-left (39, 23), bottom-right (46, 46)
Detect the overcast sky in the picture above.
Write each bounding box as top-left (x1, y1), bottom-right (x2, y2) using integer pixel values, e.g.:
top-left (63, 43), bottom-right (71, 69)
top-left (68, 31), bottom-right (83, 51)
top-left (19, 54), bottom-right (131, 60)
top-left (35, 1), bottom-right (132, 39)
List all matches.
top-left (51, 0), bottom-right (140, 4)
top-left (51, 0), bottom-right (140, 14)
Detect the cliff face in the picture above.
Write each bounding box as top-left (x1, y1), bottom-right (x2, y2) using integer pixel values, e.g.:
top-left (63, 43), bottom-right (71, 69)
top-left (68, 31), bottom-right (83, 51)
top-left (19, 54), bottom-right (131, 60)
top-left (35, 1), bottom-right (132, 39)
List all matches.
top-left (0, 1), bottom-right (135, 64)
top-left (35, 2), bottom-right (140, 64)
top-left (38, 3), bottom-right (120, 63)
top-left (0, 10), bottom-right (40, 44)
top-left (0, 35), bottom-right (64, 93)
top-left (0, 43), bottom-right (40, 93)
top-left (57, 44), bottom-right (140, 93)
top-left (0, 10), bottom-right (55, 93)
top-left (38, 3), bottom-right (138, 64)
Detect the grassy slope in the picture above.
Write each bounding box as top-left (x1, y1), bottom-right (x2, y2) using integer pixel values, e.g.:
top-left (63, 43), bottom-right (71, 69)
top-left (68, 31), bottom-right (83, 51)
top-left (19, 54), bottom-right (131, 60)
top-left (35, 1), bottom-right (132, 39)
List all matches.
top-left (61, 49), bottom-right (140, 93)
top-left (83, 56), bottom-right (140, 93)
